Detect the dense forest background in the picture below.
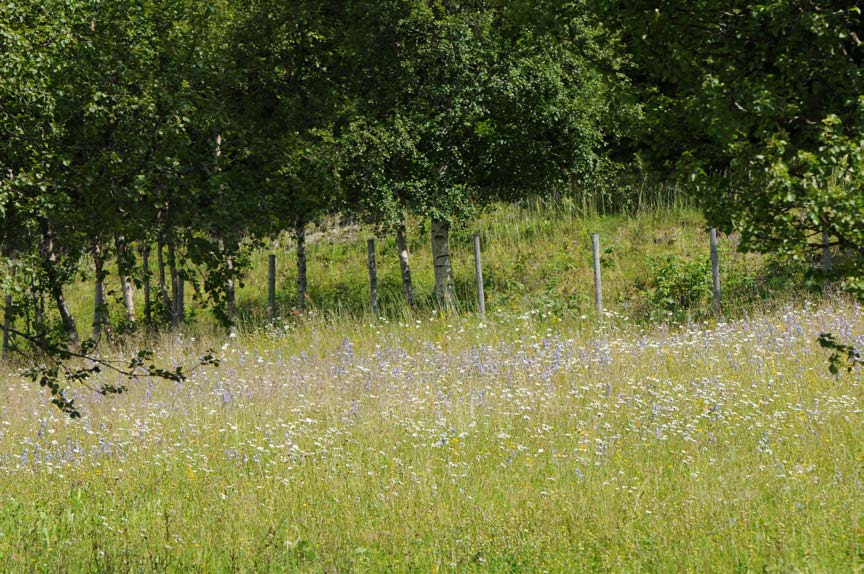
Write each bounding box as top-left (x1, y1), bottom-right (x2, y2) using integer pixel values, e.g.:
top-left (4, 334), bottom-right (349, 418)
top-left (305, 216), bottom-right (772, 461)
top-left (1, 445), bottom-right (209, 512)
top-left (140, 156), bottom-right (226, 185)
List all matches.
top-left (1, 0), bottom-right (862, 347)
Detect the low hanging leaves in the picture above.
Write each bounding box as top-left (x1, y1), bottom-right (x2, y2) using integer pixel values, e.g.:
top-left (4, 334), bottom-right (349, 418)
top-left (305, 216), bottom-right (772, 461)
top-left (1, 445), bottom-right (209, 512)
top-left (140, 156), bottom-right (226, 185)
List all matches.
top-left (817, 332), bottom-right (863, 375)
top-left (7, 326), bottom-right (220, 418)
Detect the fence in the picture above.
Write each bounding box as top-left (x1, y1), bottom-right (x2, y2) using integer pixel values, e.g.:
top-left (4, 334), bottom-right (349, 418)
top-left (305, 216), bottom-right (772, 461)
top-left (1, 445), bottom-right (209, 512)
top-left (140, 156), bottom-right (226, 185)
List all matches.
top-left (237, 227), bottom-right (728, 324)
top-left (1, 224), bottom-right (812, 358)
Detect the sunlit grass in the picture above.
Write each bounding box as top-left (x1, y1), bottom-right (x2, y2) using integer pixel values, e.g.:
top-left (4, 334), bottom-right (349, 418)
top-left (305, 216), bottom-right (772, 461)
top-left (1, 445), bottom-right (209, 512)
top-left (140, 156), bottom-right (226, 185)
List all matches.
top-left (2, 199), bottom-right (853, 571)
top-left (0, 298), bottom-right (861, 571)
top-left (60, 199), bottom-right (791, 339)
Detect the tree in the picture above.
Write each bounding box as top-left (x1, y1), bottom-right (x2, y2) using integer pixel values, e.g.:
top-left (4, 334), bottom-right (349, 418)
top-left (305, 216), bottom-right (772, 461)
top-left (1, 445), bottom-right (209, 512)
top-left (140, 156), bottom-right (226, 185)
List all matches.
top-left (1, 0), bottom-right (226, 414)
top-left (603, 1), bottom-right (864, 370)
top-left (341, 0), bottom-right (628, 307)
top-left (1, 0), bottom-right (84, 344)
top-left (604, 2), bottom-right (864, 277)
top-left (225, 0), bottom-right (347, 311)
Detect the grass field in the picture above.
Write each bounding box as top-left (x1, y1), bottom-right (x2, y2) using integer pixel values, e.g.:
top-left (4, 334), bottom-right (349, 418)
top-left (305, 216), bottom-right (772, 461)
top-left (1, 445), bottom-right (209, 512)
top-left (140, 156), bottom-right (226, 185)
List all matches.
top-left (2, 202), bottom-right (861, 572)
top-left (1, 296), bottom-right (862, 571)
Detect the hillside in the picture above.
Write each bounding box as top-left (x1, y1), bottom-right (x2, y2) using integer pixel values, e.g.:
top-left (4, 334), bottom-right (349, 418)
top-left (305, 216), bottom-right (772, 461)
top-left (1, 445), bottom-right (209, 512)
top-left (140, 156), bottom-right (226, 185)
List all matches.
top-left (2, 202), bottom-right (859, 572)
top-left (59, 199), bottom-right (807, 341)
top-left (1, 294), bottom-right (861, 571)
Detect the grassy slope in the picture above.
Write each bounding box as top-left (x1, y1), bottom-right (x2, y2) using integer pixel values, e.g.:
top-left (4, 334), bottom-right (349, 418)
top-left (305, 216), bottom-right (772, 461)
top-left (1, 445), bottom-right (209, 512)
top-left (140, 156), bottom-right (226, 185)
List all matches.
top-left (63, 199), bottom-right (795, 336)
top-left (3, 202), bottom-right (859, 572)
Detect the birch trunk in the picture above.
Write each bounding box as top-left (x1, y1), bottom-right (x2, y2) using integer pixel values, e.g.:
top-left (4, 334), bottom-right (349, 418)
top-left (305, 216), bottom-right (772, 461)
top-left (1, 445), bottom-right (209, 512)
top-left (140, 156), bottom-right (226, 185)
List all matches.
top-left (220, 239), bottom-right (236, 323)
top-left (213, 136), bottom-right (237, 324)
top-left (52, 285), bottom-right (77, 346)
top-left (42, 232), bottom-right (79, 346)
top-left (157, 239), bottom-right (170, 313)
top-left (167, 239), bottom-right (181, 328)
top-left (92, 241), bottom-right (110, 345)
top-left (296, 219), bottom-right (307, 309)
top-left (141, 243), bottom-right (152, 323)
top-left (226, 258), bottom-right (236, 322)
top-left (396, 222), bottom-right (415, 307)
top-left (114, 234), bottom-right (136, 322)
top-left (431, 219), bottom-right (455, 309)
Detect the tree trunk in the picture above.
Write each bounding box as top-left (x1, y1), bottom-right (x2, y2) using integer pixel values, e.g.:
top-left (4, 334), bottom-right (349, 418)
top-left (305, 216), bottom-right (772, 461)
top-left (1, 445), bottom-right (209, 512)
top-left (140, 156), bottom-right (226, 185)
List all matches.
top-left (52, 284), bottom-right (78, 347)
top-left (141, 243), bottom-right (152, 323)
top-left (219, 239), bottom-right (236, 324)
top-left (396, 222), bottom-right (415, 307)
top-left (822, 229), bottom-right (832, 273)
top-left (114, 233), bottom-right (136, 323)
top-left (37, 290), bottom-right (44, 329)
top-left (431, 218), bottom-right (455, 309)
top-left (296, 219), bottom-right (307, 309)
top-left (157, 239), bottom-right (170, 314)
top-left (177, 277), bottom-right (185, 323)
top-left (92, 241), bottom-right (110, 345)
top-left (2, 292), bottom-right (12, 361)
top-left (42, 232), bottom-right (79, 346)
top-left (213, 135), bottom-right (236, 325)
top-left (167, 239), bottom-right (181, 328)
top-left (28, 273), bottom-right (45, 332)
top-left (226, 258), bottom-right (236, 323)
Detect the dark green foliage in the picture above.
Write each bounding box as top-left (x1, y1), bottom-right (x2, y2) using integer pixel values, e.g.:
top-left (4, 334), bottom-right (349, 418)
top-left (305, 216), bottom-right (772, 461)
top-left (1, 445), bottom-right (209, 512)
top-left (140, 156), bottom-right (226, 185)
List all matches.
top-left (605, 1), bottom-right (864, 289)
top-left (604, 2), bottom-right (863, 172)
top-left (644, 256), bottom-right (712, 321)
top-left (603, 1), bottom-right (864, 366)
top-left (818, 332), bottom-right (863, 375)
top-left (340, 0), bottom-right (628, 229)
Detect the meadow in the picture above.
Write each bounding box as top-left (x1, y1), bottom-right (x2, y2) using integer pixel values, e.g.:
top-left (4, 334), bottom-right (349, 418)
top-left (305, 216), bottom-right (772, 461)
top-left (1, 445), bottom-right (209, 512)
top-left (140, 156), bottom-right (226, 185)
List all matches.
top-left (0, 298), bottom-right (862, 572)
top-left (5, 0), bottom-right (861, 569)
top-left (1, 202), bottom-right (861, 572)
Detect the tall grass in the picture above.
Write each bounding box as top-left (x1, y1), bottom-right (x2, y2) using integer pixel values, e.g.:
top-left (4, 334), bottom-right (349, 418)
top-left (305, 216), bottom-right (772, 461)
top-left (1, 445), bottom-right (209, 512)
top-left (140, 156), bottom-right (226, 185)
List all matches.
top-left (0, 297), bottom-right (861, 571)
top-left (0, 190), bottom-right (858, 571)
top-left (57, 198), bottom-right (800, 336)
top-left (49, 187), bottom-right (714, 337)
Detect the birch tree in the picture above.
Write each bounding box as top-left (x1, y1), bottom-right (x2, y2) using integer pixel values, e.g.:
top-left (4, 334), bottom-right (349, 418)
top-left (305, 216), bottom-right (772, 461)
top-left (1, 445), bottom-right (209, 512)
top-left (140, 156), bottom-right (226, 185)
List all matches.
top-left (341, 0), bottom-right (625, 307)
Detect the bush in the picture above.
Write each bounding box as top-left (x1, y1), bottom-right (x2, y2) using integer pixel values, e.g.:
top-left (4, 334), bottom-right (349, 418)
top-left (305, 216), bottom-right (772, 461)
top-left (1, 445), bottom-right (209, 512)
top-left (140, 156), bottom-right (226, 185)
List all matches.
top-left (642, 255), bottom-right (712, 322)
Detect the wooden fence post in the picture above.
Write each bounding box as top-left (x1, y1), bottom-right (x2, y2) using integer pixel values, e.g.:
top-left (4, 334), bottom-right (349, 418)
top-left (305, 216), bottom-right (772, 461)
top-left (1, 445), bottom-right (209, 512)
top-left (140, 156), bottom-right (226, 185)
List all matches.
top-left (473, 234), bottom-right (486, 319)
top-left (592, 233), bottom-right (603, 316)
top-left (710, 228), bottom-right (722, 316)
top-left (367, 239), bottom-right (379, 316)
top-left (268, 254), bottom-right (277, 321)
top-left (2, 294), bottom-right (11, 360)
